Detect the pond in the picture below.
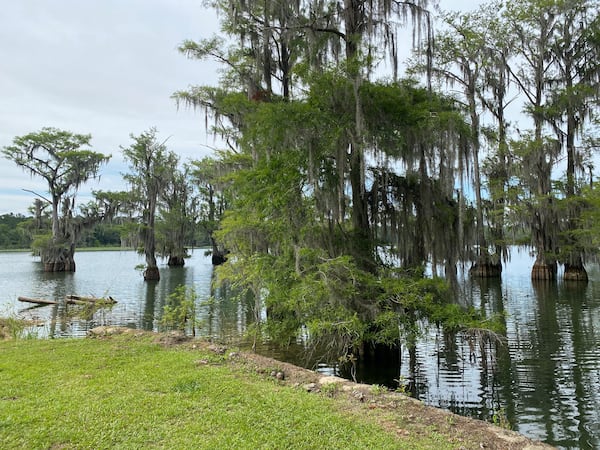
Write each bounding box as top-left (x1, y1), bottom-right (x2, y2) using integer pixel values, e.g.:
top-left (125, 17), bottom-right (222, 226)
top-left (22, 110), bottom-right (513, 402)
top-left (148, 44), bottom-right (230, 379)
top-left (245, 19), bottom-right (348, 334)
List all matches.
top-left (0, 249), bottom-right (598, 449)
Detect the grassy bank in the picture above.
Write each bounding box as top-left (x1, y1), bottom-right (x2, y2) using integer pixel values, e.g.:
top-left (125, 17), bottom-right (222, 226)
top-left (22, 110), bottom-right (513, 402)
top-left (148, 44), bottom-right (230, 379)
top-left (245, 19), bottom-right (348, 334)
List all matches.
top-left (0, 331), bottom-right (548, 449)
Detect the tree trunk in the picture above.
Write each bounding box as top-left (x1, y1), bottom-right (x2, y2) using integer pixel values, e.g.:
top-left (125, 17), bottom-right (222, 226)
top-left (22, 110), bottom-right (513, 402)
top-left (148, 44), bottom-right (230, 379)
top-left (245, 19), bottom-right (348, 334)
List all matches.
top-left (563, 259), bottom-right (588, 282)
top-left (143, 266), bottom-right (160, 281)
top-left (44, 198), bottom-right (76, 273)
top-left (467, 73), bottom-right (502, 279)
top-left (531, 257), bottom-right (557, 281)
top-left (469, 259), bottom-right (502, 278)
top-left (210, 237), bottom-right (227, 266)
top-left (142, 182), bottom-right (160, 281)
top-left (41, 245), bottom-right (76, 272)
top-left (51, 196), bottom-right (60, 240)
top-left (561, 79), bottom-right (587, 282)
top-left (144, 243), bottom-right (160, 280)
top-left (167, 256), bottom-right (185, 267)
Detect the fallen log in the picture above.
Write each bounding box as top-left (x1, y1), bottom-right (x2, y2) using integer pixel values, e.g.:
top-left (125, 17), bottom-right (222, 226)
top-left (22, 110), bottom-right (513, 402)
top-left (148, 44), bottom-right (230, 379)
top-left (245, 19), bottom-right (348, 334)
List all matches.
top-left (18, 296), bottom-right (89, 306)
top-left (18, 296), bottom-right (58, 306)
top-left (66, 295), bottom-right (117, 304)
top-left (18, 295), bottom-right (117, 307)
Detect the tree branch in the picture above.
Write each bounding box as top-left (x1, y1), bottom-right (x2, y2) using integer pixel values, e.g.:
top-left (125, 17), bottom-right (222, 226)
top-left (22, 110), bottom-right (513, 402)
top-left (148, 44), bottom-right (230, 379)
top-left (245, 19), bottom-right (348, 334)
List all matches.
top-left (22, 189), bottom-right (51, 205)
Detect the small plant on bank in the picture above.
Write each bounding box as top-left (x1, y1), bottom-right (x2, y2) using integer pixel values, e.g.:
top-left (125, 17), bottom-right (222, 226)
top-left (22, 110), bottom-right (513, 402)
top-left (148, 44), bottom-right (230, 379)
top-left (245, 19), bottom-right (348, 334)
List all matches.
top-left (394, 376), bottom-right (410, 396)
top-left (0, 306), bottom-right (34, 340)
top-left (160, 285), bottom-right (198, 336)
top-left (446, 414), bottom-right (456, 426)
top-left (0, 316), bottom-right (27, 340)
top-left (370, 384), bottom-right (388, 396)
top-left (339, 353), bottom-right (358, 382)
top-left (321, 382), bottom-right (341, 398)
top-left (492, 407), bottom-right (512, 430)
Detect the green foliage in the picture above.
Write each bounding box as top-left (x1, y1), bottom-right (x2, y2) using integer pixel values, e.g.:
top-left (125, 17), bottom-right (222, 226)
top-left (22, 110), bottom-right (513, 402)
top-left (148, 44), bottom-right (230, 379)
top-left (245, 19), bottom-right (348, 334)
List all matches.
top-left (199, 71), bottom-right (505, 362)
top-left (320, 381), bottom-right (342, 397)
top-left (30, 233), bottom-right (52, 254)
top-left (572, 184), bottom-right (600, 253)
top-left (491, 407), bottom-right (512, 430)
top-left (0, 316), bottom-right (28, 340)
top-left (2, 128), bottom-right (110, 199)
top-left (361, 80), bottom-right (468, 157)
top-left (0, 211), bottom-right (125, 251)
top-left (0, 213), bottom-right (29, 229)
top-left (78, 223), bottom-right (123, 247)
top-left (0, 214), bottom-right (32, 249)
top-left (160, 285), bottom-right (198, 336)
top-left (370, 384), bottom-right (388, 396)
top-left (217, 226), bottom-right (504, 362)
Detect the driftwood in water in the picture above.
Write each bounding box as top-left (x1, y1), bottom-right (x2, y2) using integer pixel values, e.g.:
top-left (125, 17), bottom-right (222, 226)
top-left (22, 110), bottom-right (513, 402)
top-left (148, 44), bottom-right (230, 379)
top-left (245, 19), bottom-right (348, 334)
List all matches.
top-left (17, 295), bottom-right (117, 307)
top-left (66, 295), bottom-right (117, 304)
top-left (18, 296), bottom-right (58, 306)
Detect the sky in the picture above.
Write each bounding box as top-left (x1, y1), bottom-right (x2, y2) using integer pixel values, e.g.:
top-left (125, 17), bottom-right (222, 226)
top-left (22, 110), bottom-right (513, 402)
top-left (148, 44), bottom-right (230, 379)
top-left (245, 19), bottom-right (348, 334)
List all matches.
top-left (0, 0), bottom-right (482, 216)
top-left (0, 0), bottom-right (222, 215)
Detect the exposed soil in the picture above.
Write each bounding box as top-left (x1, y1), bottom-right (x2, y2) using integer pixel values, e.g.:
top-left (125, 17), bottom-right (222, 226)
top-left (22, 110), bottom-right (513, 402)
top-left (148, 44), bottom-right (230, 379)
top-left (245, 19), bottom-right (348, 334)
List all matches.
top-left (90, 326), bottom-right (555, 449)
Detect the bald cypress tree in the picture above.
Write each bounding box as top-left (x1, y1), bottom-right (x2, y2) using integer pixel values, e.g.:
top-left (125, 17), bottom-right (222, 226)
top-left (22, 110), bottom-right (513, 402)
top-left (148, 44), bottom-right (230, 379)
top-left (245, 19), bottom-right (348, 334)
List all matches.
top-left (2, 127), bottom-right (109, 272)
top-left (122, 128), bottom-right (178, 281)
top-left (176, 1), bottom-right (505, 358)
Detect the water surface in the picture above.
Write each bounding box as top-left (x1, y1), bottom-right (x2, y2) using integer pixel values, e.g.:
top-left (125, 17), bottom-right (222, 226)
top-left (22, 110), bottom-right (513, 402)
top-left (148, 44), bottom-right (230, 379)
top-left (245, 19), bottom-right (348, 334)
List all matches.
top-left (0, 250), bottom-right (218, 338)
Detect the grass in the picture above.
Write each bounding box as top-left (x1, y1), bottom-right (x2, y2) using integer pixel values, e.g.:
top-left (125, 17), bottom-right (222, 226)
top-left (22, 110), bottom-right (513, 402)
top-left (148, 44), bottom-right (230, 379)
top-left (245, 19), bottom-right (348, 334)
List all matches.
top-left (0, 333), bottom-right (508, 450)
top-left (0, 317), bottom-right (37, 340)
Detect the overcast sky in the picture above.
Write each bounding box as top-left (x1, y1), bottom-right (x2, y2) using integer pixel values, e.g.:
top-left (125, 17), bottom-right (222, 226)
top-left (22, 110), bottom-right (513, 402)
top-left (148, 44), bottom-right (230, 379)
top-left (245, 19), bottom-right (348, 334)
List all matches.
top-left (0, 0), bottom-right (223, 215)
top-left (0, 0), bottom-right (482, 216)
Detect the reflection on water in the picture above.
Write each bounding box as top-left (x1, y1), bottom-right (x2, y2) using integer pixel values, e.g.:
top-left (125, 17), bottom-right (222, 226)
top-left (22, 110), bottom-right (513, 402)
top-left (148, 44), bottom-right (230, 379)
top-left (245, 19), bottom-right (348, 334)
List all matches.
top-left (1, 249), bottom-right (599, 448)
top-left (338, 251), bottom-right (600, 449)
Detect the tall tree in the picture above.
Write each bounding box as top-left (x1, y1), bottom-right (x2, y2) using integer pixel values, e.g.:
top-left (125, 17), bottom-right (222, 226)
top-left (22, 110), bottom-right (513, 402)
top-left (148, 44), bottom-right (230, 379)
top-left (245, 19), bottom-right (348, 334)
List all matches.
top-left (311, 0), bottom-right (434, 269)
top-left (157, 164), bottom-right (196, 267)
top-left (477, 3), bottom-right (515, 273)
top-left (176, 0), bottom-right (435, 271)
top-left (502, 0), bottom-right (600, 280)
top-left (191, 156), bottom-right (229, 264)
top-left (177, 1), bottom-right (503, 359)
top-left (502, 0), bottom-right (562, 280)
top-left (421, 6), bottom-right (503, 277)
top-left (122, 128), bottom-right (178, 281)
top-left (2, 127), bottom-right (109, 272)
top-left (544, 0), bottom-right (600, 281)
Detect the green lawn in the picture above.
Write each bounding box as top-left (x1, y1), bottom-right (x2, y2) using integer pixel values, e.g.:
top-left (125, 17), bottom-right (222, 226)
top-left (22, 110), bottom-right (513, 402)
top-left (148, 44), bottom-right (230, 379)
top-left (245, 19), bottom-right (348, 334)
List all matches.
top-left (0, 334), bottom-right (468, 449)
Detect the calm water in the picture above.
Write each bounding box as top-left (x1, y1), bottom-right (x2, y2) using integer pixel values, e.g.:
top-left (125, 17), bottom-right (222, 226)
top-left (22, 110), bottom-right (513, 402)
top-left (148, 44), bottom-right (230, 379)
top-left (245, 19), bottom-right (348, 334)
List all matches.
top-left (1, 249), bottom-right (599, 449)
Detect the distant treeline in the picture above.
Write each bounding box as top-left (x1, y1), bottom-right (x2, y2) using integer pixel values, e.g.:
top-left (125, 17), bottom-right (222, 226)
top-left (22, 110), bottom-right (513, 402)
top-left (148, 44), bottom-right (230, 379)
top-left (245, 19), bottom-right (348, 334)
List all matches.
top-left (0, 214), bottom-right (34, 249)
top-left (0, 213), bottom-right (210, 250)
top-left (0, 213), bottom-right (119, 249)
